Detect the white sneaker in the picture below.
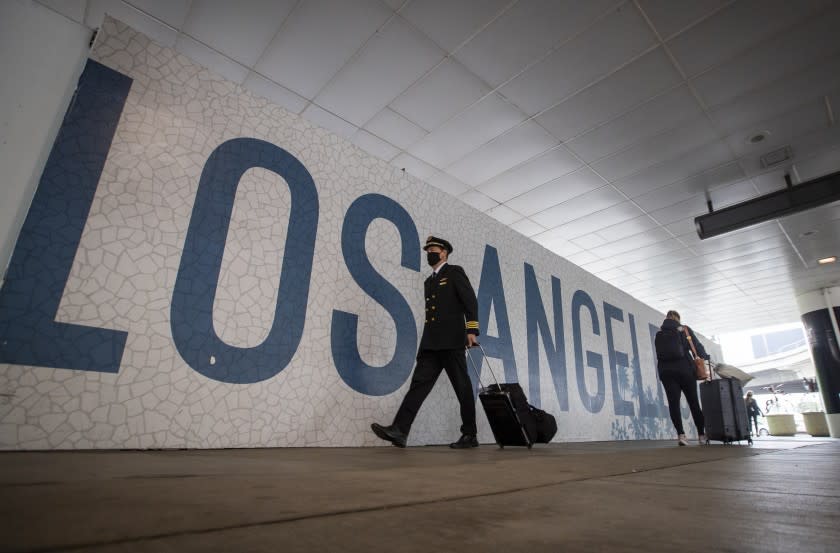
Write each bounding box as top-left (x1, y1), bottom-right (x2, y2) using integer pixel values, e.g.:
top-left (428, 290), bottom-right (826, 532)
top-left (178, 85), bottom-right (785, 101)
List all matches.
top-left (678, 434), bottom-right (688, 446)
top-left (698, 434), bottom-right (707, 445)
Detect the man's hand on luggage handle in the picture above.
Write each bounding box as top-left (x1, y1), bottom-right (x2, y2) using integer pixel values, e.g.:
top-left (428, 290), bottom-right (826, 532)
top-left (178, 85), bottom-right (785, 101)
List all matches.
top-left (466, 334), bottom-right (478, 348)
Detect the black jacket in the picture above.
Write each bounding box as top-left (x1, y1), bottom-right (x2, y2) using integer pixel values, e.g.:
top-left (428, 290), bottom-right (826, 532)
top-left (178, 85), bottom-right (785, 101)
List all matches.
top-left (419, 263), bottom-right (479, 351)
top-left (657, 318), bottom-right (709, 372)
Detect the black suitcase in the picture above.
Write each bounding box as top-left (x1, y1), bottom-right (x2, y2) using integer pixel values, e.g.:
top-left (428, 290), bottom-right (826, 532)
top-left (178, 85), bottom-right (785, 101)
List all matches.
top-left (467, 345), bottom-right (537, 448)
top-left (700, 376), bottom-right (752, 445)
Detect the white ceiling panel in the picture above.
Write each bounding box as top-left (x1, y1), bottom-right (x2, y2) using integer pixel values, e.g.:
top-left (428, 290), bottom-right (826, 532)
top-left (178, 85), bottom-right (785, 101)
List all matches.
top-left (390, 152), bottom-right (437, 180)
top-left (724, 101), bottom-right (828, 158)
top-left (446, 122), bottom-right (558, 186)
top-left (531, 186), bottom-right (626, 229)
top-left (254, 0), bottom-right (391, 99)
top-left (454, 0), bottom-right (620, 87)
top-left (242, 72), bottom-right (308, 114)
top-left (86, 0), bottom-right (179, 46)
top-left (792, 145), bottom-right (840, 182)
top-left (485, 204), bottom-right (524, 225)
top-left (566, 86), bottom-right (703, 163)
top-left (692, 5), bottom-right (840, 109)
top-left (706, 177), bottom-right (760, 210)
top-left (571, 233), bottom-right (609, 250)
top-left (37, 0), bottom-right (85, 23)
top-left (408, 93), bottom-right (527, 167)
top-left (597, 119), bottom-right (724, 186)
top-left (637, 0), bottom-right (730, 40)
top-left (315, 18), bottom-right (444, 127)
top-left (505, 167), bottom-right (605, 216)
top-left (692, 222), bottom-right (783, 255)
top-left (666, 0), bottom-right (833, 77)
top-left (390, 59), bottom-right (490, 132)
top-left (632, 161), bottom-right (745, 212)
top-left (536, 47), bottom-right (682, 142)
top-left (174, 34), bottom-right (249, 83)
top-left (301, 104), bottom-right (358, 139)
top-left (621, 248), bottom-right (699, 275)
top-left (182, 0), bottom-right (296, 66)
top-left (708, 56), bottom-right (840, 135)
top-left (425, 171), bottom-right (471, 197)
top-left (508, 218), bottom-right (547, 238)
top-left (349, 130), bottom-right (400, 162)
top-left (614, 141), bottom-right (736, 199)
top-left (126, 0), bottom-right (191, 27)
top-left (475, 147), bottom-right (581, 203)
top-left (596, 214), bottom-right (661, 242)
top-left (399, 0), bottom-right (509, 52)
top-left (589, 226), bottom-right (673, 257)
top-left (739, 125), bottom-right (840, 176)
top-left (565, 250), bottom-right (601, 266)
top-left (541, 200), bottom-right (645, 240)
top-left (648, 194), bottom-right (709, 227)
top-left (458, 189), bottom-right (498, 212)
top-left (602, 238), bottom-right (686, 266)
top-left (500, 4), bottom-right (656, 115)
top-left (364, 107), bottom-right (427, 150)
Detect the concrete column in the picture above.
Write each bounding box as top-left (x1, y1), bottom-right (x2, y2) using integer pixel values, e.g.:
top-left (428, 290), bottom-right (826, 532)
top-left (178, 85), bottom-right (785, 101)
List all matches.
top-left (796, 287), bottom-right (840, 438)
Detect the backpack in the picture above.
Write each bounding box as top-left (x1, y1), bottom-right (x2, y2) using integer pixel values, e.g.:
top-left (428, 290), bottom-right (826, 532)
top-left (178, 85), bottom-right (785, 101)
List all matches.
top-left (528, 405), bottom-right (557, 443)
top-left (655, 327), bottom-right (685, 362)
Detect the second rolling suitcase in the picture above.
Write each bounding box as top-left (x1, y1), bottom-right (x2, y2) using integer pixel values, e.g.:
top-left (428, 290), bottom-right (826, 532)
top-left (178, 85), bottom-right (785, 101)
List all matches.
top-left (700, 376), bottom-right (752, 445)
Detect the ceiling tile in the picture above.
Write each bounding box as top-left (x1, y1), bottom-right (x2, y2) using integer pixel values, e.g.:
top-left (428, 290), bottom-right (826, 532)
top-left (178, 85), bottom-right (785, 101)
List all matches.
top-left (254, 0), bottom-right (391, 99)
top-left (425, 172), bottom-right (471, 197)
top-left (589, 227), bottom-right (673, 257)
top-left (603, 238), bottom-right (686, 265)
top-left (349, 130), bottom-right (400, 162)
top-left (446, 121), bottom-right (558, 186)
top-left (531, 233), bottom-right (583, 257)
top-left (390, 59), bottom-right (490, 131)
top-left (546, 201), bottom-right (646, 240)
top-left (581, 259), bottom-right (618, 274)
top-left (692, 5), bottom-right (840, 108)
top-left (630, 160), bottom-right (745, 211)
top-left (301, 104), bottom-right (358, 139)
top-left (637, 0), bottom-right (729, 40)
top-left (739, 125), bottom-right (840, 176)
top-left (174, 34), bottom-right (249, 83)
top-left (125, 0), bottom-right (191, 27)
top-left (508, 218), bottom-right (547, 238)
top-left (315, 17), bottom-right (444, 126)
top-left (594, 117), bottom-right (723, 184)
top-left (182, 0), bottom-right (296, 66)
top-left (531, 186), bottom-right (626, 229)
top-left (390, 152), bottom-right (437, 180)
top-left (708, 55), bottom-right (840, 135)
top-left (475, 146), bottom-right (581, 203)
top-left (399, 0), bottom-right (509, 52)
top-left (242, 72), bottom-right (308, 114)
top-left (486, 204), bottom-right (523, 225)
top-left (500, 4), bottom-right (657, 115)
top-left (596, 215), bottom-right (661, 242)
top-left (566, 86), bottom-right (702, 163)
top-left (86, 0), bottom-right (179, 46)
top-left (364, 108), bottom-right (427, 150)
top-left (458, 189), bottom-right (498, 212)
top-left (505, 167), bottom-right (605, 216)
top-left (408, 93), bottom-right (527, 167)
top-left (571, 233), bottom-right (609, 250)
top-left (725, 101), bottom-right (829, 158)
top-left (792, 144), bottom-right (840, 181)
top-left (666, 0), bottom-right (833, 77)
top-left (707, 178), bottom-right (761, 210)
top-left (536, 48), bottom-right (682, 141)
top-left (455, 0), bottom-right (620, 87)
top-left (648, 194), bottom-right (709, 226)
top-left (37, 0), bottom-right (85, 23)
top-left (384, 0), bottom-right (406, 10)
top-left (565, 250), bottom-right (601, 266)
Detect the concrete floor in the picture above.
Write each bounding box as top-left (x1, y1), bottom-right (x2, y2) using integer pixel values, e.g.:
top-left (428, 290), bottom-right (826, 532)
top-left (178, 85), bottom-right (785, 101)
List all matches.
top-left (1, 436), bottom-right (838, 552)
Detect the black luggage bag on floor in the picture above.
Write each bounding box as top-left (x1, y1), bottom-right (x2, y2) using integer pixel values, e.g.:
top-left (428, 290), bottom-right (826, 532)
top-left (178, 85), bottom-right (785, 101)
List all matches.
top-left (700, 374), bottom-right (752, 445)
top-left (467, 344), bottom-right (556, 448)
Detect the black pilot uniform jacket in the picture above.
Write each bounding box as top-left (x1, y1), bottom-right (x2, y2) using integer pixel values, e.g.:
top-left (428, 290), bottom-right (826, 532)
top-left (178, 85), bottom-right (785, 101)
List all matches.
top-left (418, 263), bottom-right (479, 351)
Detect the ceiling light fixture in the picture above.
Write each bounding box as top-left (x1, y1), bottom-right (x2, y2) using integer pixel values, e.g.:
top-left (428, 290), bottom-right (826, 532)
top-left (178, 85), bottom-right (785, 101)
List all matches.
top-left (746, 130), bottom-right (770, 144)
top-left (800, 230), bottom-right (819, 237)
top-left (818, 256), bottom-right (837, 265)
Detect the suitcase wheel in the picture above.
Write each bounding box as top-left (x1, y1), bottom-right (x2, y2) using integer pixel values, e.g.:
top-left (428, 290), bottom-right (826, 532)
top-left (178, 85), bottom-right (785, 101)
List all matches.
top-left (527, 443), bottom-right (532, 449)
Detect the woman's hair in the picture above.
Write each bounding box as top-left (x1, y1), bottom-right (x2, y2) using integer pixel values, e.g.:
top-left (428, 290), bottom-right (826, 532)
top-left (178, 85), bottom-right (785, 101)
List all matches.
top-left (666, 310), bottom-right (681, 321)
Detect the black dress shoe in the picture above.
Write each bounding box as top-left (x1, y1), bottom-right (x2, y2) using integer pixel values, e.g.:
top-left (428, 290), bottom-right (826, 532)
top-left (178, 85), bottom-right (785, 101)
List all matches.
top-left (371, 423), bottom-right (407, 448)
top-left (449, 434), bottom-right (479, 449)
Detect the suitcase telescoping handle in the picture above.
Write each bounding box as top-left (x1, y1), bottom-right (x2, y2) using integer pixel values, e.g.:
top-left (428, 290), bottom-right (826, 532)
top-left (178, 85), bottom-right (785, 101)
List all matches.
top-left (465, 342), bottom-right (501, 391)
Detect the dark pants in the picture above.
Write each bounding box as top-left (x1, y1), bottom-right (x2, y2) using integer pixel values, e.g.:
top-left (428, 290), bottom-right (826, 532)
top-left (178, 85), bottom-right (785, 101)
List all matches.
top-left (659, 368), bottom-right (704, 436)
top-left (393, 349), bottom-right (477, 436)
top-left (749, 415), bottom-right (760, 435)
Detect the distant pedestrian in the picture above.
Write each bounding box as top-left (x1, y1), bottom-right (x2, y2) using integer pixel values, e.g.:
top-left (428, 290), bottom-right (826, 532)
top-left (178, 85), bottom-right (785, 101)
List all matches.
top-left (745, 391), bottom-right (763, 436)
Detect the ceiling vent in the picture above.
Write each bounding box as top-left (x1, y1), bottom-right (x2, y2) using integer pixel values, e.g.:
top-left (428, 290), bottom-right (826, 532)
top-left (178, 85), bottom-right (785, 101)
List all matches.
top-left (760, 146), bottom-right (793, 168)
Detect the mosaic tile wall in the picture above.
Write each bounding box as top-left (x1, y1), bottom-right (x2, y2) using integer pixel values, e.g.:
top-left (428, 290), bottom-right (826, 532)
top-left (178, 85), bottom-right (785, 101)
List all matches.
top-left (0, 18), bottom-right (720, 449)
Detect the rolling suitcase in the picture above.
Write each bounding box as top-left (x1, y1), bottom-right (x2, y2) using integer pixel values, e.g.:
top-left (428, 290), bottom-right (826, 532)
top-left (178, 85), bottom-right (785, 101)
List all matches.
top-left (700, 369), bottom-right (752, 445)
top-left (466, 344), bottom-right (536, 448)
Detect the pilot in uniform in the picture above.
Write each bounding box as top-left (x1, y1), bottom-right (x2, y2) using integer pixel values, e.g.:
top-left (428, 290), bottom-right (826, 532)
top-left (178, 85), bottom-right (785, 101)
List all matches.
top-left (371, 236), bottom-right (480, 448)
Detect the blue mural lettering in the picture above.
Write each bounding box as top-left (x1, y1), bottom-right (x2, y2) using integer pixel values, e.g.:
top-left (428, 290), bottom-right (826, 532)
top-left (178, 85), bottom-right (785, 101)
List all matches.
top-left (331, 194), bottom-right (420, 395)
top-left (603, 302), bottom-right (635, 416)
top-left (572, 290), bottom-right (605, 413)
top-left (648, 322), bottom-right (671, 418)
top-left (170, 138), bottom-right (319, 384)
top-left (524, 263), bottom-right (568, 410)
top-left (629, 314), bottom-right (658, 418)
top-left (475, 245), bottom-right (517, 389)
top-left (0, 60), bottom-right (130, 373)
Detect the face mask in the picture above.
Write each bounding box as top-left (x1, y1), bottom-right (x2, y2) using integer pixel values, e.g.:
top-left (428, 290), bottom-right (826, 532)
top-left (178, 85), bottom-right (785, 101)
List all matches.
top-left (426, 252), bottom-right (441, 266)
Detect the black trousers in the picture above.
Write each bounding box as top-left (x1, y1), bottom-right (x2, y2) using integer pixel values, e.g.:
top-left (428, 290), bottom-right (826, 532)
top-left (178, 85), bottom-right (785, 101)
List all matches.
top-left (749, 414), bottom-right (760, 434)
top-left (659, 367), bottom-right (705, 436)
top-left (393, 349), bottom-right (477, 436)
